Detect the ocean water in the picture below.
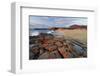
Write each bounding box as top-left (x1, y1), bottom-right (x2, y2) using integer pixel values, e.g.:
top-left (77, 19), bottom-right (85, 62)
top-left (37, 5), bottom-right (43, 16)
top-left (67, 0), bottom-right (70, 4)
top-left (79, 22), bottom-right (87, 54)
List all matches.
top-left (29, 29), bottom-right (54, 36)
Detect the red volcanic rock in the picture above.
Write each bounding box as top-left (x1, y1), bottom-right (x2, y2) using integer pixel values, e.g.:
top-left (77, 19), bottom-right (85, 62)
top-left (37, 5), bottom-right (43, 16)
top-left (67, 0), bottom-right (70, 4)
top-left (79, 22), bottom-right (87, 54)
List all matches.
top-left (58, 46), bottom-right (71, 58)
top-left (55, 41), bottom-right (63, 47)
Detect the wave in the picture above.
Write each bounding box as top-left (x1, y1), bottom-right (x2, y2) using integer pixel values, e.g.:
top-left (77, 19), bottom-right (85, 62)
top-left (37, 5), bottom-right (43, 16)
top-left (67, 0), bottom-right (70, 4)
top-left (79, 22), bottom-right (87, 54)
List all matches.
top-left (29, 31), bottom-right (39, 36)
top-left (29, 30), bottom-right (55, 36)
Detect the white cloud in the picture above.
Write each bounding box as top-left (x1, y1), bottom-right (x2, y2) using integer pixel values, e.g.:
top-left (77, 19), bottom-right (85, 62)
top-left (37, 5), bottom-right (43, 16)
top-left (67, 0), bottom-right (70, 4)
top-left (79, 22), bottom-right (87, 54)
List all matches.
top-left (29, 16), bottom-right (87, 29)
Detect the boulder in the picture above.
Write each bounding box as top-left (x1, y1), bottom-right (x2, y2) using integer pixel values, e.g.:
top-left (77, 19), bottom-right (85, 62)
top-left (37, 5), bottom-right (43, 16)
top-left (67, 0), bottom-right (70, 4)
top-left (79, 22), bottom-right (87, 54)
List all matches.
top-left (58, 46), bottom-right (71, 58)
top-left (38, 52), bottom-right (49, 59)
top-left (49, 50), bottom-right (62, 58)
top-left (31, 46), bottom-right (40, 55)
top-left (45, 45), bottom-right (57, 52)
top-left (55, 41), bottom-right (63, 47)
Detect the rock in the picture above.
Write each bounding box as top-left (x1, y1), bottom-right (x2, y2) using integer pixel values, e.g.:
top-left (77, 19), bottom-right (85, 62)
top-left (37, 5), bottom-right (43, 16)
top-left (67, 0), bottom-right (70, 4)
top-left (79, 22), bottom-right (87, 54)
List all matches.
top-left (31, 46), bottom-right (40, 56)
top-left (67, 44), bottom-right (74, 52)
top-left (44, 39), bottom-right (55, 45)
top-left (39, 48), bottom-right (46, 55)
top-left (83, 51), bottom-right (87, 57)
top-left (45, 45), bottom-right (57, 52)
top-left (29, 33), bottom-right (86, 59)
top-left (29, 51), bottom-right (35, 59)
top-left (38, 52), bottom-right (49, 59)
top-left (58, 46), bottom-right (71, 58)
top-left (55, 41), bottom-right (63, 47)
top-left (49, 50), bottom-right (62, 58)
top-left (42, 43), bottom-right (49, 48)
top-left (44, 34), bottom-right (54, 40)
top-left (39, 50), bottom-right (62, 59)
top-left (53, 37), bottom-right (65, 42)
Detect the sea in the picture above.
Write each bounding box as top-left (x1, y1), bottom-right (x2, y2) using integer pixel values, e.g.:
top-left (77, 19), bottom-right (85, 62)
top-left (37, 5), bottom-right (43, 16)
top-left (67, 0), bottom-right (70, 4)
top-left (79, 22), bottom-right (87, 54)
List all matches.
top-left (29, 29), bottom-right (54, 36)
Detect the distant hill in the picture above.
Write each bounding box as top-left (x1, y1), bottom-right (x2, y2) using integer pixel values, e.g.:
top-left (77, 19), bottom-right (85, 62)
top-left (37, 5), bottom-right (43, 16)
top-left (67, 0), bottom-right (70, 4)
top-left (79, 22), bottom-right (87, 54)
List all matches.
top-left (70, 24), bottom-right (87, 29)
top-left (49, 24), bottom-right (87, 30)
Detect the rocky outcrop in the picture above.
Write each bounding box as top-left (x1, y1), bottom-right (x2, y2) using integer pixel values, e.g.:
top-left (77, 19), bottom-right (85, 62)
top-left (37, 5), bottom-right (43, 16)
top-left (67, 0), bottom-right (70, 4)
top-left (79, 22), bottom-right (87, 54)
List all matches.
top-left (29, 33), bottom-right (87, 60)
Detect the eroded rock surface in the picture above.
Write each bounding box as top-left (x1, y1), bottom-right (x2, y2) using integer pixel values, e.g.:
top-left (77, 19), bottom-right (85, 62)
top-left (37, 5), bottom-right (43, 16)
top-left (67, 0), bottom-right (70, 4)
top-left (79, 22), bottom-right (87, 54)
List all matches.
top-left (29, 33), bottom-right (87, 60)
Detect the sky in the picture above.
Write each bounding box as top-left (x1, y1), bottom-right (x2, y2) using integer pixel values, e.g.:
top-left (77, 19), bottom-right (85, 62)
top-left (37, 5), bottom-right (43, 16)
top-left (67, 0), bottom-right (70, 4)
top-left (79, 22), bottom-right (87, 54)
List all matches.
top-left (29, 16), bottom-right (87, 29)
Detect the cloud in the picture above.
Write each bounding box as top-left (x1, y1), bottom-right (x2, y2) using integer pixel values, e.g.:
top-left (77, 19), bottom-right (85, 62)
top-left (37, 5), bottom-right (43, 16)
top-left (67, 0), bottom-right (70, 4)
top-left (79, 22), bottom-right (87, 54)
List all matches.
top-left (29, 16), bottom-right (87, 29)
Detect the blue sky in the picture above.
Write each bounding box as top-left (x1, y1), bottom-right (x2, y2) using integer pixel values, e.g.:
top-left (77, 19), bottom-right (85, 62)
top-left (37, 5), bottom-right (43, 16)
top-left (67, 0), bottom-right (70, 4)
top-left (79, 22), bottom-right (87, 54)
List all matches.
top-left (29, 16), bottom-right (87, 29)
